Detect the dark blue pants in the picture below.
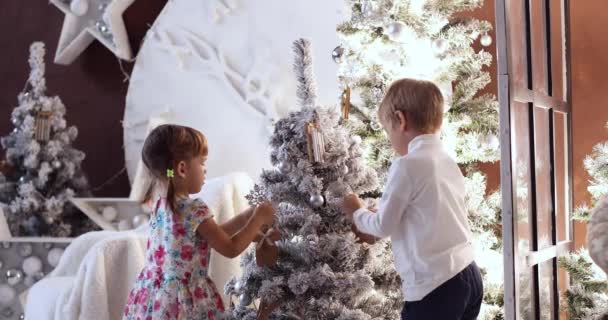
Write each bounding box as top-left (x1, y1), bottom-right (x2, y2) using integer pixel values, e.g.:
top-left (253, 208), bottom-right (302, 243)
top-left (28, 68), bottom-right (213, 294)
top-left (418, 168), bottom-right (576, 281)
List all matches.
top-left (401, 262), bottom-right (484, 320)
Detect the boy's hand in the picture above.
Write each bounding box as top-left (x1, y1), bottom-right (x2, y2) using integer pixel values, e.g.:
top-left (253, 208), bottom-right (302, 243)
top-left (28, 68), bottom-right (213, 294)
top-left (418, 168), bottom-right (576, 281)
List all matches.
top-left (341, 194), bottom-right (364, 221)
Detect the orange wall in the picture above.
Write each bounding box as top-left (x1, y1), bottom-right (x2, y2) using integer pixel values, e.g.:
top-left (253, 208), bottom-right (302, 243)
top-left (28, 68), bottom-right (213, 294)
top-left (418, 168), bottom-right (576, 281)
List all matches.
top-left (570, 0), bottom-right (608, 248)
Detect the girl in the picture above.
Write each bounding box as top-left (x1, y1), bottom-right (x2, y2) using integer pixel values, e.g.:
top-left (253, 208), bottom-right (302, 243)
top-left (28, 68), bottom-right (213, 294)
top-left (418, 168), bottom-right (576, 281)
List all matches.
top-left (123, 124), bottom-right (275, 320)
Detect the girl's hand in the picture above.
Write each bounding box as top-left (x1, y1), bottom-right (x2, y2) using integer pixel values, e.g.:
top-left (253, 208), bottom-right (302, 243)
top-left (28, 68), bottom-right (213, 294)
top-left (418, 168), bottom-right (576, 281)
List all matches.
top-left (254, 201), bottom-right (275, 226)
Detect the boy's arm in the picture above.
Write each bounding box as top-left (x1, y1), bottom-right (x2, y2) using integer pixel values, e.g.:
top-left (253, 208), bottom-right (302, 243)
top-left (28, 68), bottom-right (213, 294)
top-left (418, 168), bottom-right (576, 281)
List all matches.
top-left (353, 167), bottom-right (414, 238)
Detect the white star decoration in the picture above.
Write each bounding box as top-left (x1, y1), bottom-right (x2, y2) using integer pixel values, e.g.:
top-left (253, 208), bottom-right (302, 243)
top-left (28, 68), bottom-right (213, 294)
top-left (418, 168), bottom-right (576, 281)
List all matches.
top-left (50, 0), bottom-right (135, 64)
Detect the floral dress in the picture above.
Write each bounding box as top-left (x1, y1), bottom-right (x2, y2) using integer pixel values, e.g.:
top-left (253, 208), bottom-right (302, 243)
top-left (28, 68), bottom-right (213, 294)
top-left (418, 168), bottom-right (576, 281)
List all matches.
top-left (123, 197), bottom-right (225, 320)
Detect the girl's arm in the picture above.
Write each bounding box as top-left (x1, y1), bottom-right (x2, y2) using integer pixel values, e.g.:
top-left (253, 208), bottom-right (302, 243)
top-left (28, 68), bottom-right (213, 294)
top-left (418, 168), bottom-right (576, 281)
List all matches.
top-left (220, 206), bottom-right (255, 237)
top-left (197, 202), bottom-right (274, 258)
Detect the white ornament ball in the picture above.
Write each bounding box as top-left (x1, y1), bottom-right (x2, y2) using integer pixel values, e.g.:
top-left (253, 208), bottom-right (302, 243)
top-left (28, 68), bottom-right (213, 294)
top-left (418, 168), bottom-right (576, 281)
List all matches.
top-left (432, 38), bottom-right (447, 54)
top-left (309, 194), bottom-right (325, 208)
top-left (18, 244), bottom-right (32, 257)
top-left (484, 134), bottom-right (500, 150)
top-left (385, 22), bottom-right (408, 42)
top-left (101, 206), bottom-right (118, 222)
top-left (351, 136), bottom-right (362, 145)
top-left (5, 269), bottom-right (23, 287)
top-left (23, 256), bottom-right (43, 276)
top-left (341, 165), bottom-right (349, 175)
top-left (118, 219), bottom-right (132, 231)
top-left (24, 276), bottom-right (36, 288)
top-left (47, 248), bottom-right (64, 267)
top-left (132, 214), bottom-right (149, 228)
top-left (1, 307), bottom-right (13, 317)
top-left (33, 271), bottom-right (45, 281)
top-left (0, 285), bottom-right (15, 306)
top-left (234, 280), bottom-right (242, 291)
top-left (480, 34), bottom-right (493, 47)
top-left (52, 160), bottom-right (62, 169)
top-left (70, 0), bottom-right (89, 16)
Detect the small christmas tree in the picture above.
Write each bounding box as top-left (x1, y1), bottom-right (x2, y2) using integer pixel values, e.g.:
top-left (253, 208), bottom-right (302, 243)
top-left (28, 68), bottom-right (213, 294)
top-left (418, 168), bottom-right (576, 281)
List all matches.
top-left (225, 39), bottom-right (402, 319)
top-left (0, 42), bottom-right (94, 237)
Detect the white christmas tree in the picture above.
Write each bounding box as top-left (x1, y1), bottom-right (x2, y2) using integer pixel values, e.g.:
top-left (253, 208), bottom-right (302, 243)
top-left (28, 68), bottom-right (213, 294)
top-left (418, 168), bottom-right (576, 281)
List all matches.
top-left (226, 39), bottom-right (403, 319)
top-left (0, 42), bottom-right (94, 237)
top-left (559, 122), bottom-right (608, 320)
top-left (334, 1), bottom-right (503, 318)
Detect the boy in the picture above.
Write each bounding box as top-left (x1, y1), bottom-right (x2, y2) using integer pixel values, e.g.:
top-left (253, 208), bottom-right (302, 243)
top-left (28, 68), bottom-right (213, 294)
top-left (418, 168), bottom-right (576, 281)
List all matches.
top-left (341, 78), bottom-right (483, 320)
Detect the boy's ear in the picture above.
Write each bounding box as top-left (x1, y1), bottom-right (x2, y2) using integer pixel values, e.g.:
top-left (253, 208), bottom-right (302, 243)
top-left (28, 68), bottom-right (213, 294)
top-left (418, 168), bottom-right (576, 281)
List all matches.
top-left (177, 160), bottom-right (188, 178)
top-left (395, 110), bottom-right (407, 132)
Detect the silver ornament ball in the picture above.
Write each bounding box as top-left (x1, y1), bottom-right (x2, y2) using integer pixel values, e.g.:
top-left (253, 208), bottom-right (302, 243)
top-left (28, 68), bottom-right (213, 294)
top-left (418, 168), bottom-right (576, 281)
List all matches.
top-left (96, 21), bottom-right (110, 35)
top-left (309, 194), bottom-right (325, 208)
top-left (6, 269), bottom-right (23, 287)
top-left (351, 135), bottom-right (362, 145)
top-left (332, 45), bottom-right (345, 63)
top-left (480, 34), bottom-right (493, 47)
top-left (239, 293), bottom-right (252, 306)
top-left (52, 160), bottom-right (62, 168)
top-left (278, 161), bottom-right (292, 173)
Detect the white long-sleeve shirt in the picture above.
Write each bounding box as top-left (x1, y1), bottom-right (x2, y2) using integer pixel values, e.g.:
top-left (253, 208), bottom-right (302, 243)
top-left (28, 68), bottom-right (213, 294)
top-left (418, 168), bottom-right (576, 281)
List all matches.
top-left (354, 134), bottom-right (475, 301)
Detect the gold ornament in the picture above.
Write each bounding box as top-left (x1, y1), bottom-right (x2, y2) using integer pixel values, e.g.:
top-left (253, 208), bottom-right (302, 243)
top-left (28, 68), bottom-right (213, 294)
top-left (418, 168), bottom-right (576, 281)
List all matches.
top-left (305, 121), bottom-right (325, 163)
top-left (340, 86), bottom-right (351, 120)
top-left (34, 111), bottom-right (52, 141)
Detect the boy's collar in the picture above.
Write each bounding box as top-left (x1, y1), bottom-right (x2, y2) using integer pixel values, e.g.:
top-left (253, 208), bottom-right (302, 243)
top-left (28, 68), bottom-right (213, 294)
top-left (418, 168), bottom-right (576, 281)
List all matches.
top-left (407, 133), bottom-right (441, 153)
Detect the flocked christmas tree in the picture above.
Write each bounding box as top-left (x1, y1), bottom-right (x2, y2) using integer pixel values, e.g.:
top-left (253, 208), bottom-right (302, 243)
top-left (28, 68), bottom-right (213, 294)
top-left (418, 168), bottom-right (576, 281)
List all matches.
top-left (225, 39), bottom-right (403, 319)
top-left (333, 0), bottom-right (503, 318)
top-left (0, 42), bottom-right (94, 237)
top-left (558, 122), bottom-right (608, 320)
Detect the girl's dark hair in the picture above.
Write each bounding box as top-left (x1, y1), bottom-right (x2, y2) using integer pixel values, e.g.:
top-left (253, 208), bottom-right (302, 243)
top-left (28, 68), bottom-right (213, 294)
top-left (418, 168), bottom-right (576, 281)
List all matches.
top-left (141, 124), bottom-right (208, 212)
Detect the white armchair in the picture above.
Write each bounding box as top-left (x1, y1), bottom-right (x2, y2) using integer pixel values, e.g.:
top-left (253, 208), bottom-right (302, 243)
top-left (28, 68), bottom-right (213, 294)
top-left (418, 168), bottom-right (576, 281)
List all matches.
top-left (25, 172), bottom-right (254, 320)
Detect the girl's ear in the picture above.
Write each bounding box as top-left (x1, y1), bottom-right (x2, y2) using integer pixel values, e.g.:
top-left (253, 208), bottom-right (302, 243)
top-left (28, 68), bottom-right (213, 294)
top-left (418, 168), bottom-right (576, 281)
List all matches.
top-left (177, 160), bottom-right (188, 178)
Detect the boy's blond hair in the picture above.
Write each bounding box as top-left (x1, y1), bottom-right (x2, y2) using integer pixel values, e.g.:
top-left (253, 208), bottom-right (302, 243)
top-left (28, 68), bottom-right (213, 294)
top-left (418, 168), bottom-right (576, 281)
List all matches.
top-left (378, 78), bottom-right (444, 133)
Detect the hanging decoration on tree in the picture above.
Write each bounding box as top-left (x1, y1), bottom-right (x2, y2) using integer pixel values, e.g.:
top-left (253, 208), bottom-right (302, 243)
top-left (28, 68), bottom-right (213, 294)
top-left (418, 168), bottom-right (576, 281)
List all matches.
top-left (340, 86), bottom-right (351, 120)
top-left (331, 45), bottom-right (344, 63)
top-left (0, 42), bottom-right (95, 237)
top-left (34, 111), bottom-right (53, 141)
top-left (305, 121), bottom-right (325, 163)
top-left (255, 227), bottom-right (281, 267)
top-left (225, 38), bottom-right (394, 319)
top-left (49, 0), bottom-right (135, 64)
